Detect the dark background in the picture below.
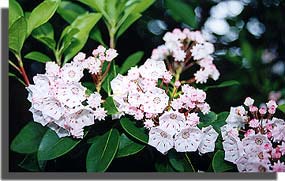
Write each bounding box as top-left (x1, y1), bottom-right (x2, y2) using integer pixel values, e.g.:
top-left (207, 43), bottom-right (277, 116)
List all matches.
top-left (9, 0), bottom-right (285, 171)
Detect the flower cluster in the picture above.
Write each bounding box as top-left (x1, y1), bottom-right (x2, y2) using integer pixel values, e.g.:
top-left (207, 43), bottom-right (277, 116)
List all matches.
top-left (221, 97), bottom-right (285, 172)
top-left (111, 58), bottom-right (218, 154)
top-left (27, 46), bottom-right (118, 138)
top-left (151, 28), bottom-right (220, 84)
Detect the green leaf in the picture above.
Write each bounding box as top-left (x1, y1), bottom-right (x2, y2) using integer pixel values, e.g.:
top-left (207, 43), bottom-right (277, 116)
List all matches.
top-left (120, 118), bottom-right (148, 144)
top-left (199, 112), bottom-right (217, 123)
top-left (57, 0), bottom-right (87, 23)
top-left (204, 80), bottom-right (240, 91)
top-left (86, 129), bottom-right (120, 172)
top-left (278, 104), bottom-right (285, 113)
top-left (82, 82), bottom-right (96, 92)
top-left (116, 13), bottom-right (141, 39)
top-left (116, 133), bottom-right (145, 158)
top-left (10, 122), bottom-right (47, 154)
top-left (37, 129), bottom-right (81, 160)
top-left (165, 0), bottom-right (197, 28)
top-left (9, 0), bottom-right (24, 28)
top-left (119, 51), bottom-right (144, 74)
top-left (168, 151), bottom-right (195, 172)
top-left (24, 51), bottom-right (52, 63)
top-left (9, 16), bottom-right (27, 54)
top-left (27, 0), bottom-right (61, 36)
top-left (18, 154), bottom-right (46, 172)
top-left (133, 0), bottom-right (155, 13)
top-left (155, 160), bottom-right (175, 172)
top-left (9, 72), bottom-right (26, 86)
top-left (63, 13), bottom-right (102, 64)
top-left (241, 41), bottom-right (254, 63)
top-left (32, 22), bottom-right (56, 50)
top-left (90, 27), bottom-right (106, 45)
top-left (212, 150), bottom-right (234, 172)
top-left (103, 97), bottom-right (119, 115)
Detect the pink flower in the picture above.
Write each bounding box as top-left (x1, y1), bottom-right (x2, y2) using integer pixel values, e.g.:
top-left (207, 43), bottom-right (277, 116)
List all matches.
top-left (186, 113), bottom-right (200, 127)
top-left (271, 160), bottom-right (285, 172)
top-left (244, 129), bottom-right (255, 137)
top-left (259, 107), bottom-right (267, 115)
top-left (271, 148), bottom-right (282, 159)
top-left (249, 105), bottom-right (258, 112)
top-left (249, 119), bottom-right (259, 128)
top-left (266, 100), bottom-right (277, 114)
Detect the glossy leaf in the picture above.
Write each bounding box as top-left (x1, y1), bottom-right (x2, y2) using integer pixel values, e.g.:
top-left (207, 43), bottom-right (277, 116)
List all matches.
top-left (63, 13), bottom-right (102, 64)
top-left (86, 129), bottom-right (120, 172)
top-left (103, 96), bottom-right (119, 115)
top-left (116, 133), bottom-right (145, 158)
top-left (155, 160), bottom-right (175, 172)
top-left (18, 154), bottom-right (46, 172)
top-left (204, 80), bottom-right (240, 91)
top-left (90, 27), bottom-right (106, 45)
top-left (212, 150), bottom-right (234, 172)
top-left (119, 51), bottom-right (144, 74)
top-left (9, 17), bottom-right (27, 54)
top-left (120, 118), bottom-right (148, 144)
top-left (133, 0), bottom-right (155, 13)
top-left (27, 0), bottom-right (60, 36)
top-left (278, 104), bottom-right (285, 113)
top-left (24, 51), bottom-right (51, 63)
top-left (37, 129), bottom-right (81, 160)
top-left (32, 22), bottom-right (56, 50)
top-left (9, 0), bottom-right (24, 28)
top-left (116, 13), bottom-right (141, 39)
top-left (10, 122), bottom-right (46, 154)
top-left (165, 0), bottom-right (197, 28)
top-left (57, 1), bottom-right (87, 23)
top-left (168, 151), bottom-right (195, 172)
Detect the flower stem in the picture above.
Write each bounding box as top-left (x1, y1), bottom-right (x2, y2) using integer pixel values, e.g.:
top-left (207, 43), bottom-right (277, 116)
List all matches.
top-left (15, 54), bottom-right (30, 86)
top-left (171, 66), bottom-right (182, 99)
top-left (184, 153), bottom-right (196, 172)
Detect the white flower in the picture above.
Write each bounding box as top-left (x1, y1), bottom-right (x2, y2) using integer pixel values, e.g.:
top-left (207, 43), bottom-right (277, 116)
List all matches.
top-left (222, 135), bottom-right (244, 163)
top-left (86, 56), bottom-right (102, 74)
top-left (159, 110), bottom-right (186, 136)
top-left (225, 106), bottom-right (247, 128)
top-left (94, 107), bottom-right (107, 121)
top-left (73, 52), bottom-right (86, 63)
top-left (191, 42), bottom-right (214, 60)
top-left (236, 156), bottom-right (270, 172)
top-left (174, 127), bottom-right (203, 152)
top-left (87, 93), bottom-right (102, 108)
top-left (40, 99), bottom-right (65, 120)
top-left (143, 87), bottom-right (169, 114)
top-left (244, 97), bottom-right (255, 107)
top-left (105, 48), bottom-right (118, 62)
top-left (144, 119), bottom-right (155, 129)
top-left (148, 126), bottom-right (174, 154)
top-left (47, 122), bottom-right (70, 138)
top-left (60, 63), bottom-right (84, 82)
top-left (242, 134), bottom-right (271, 154)
top-left (186, 113), bottom-right (200, 127)
top-left (45, 62), bottom-right (60, 76)
top-left (198, 125), bottom-right (218, 154)
top-left (127, 66), bottom-right (140, 80)
top-left (56, 82), bottom-right (87, 108)
top-left (110, 74), bottom-right (130, 96)
top-left (139, 59), bottom-right (167, 80)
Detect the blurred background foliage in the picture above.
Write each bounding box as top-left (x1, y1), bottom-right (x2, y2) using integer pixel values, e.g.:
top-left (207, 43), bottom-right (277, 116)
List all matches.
top-left (10, 0), bottom-right (285, 171)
